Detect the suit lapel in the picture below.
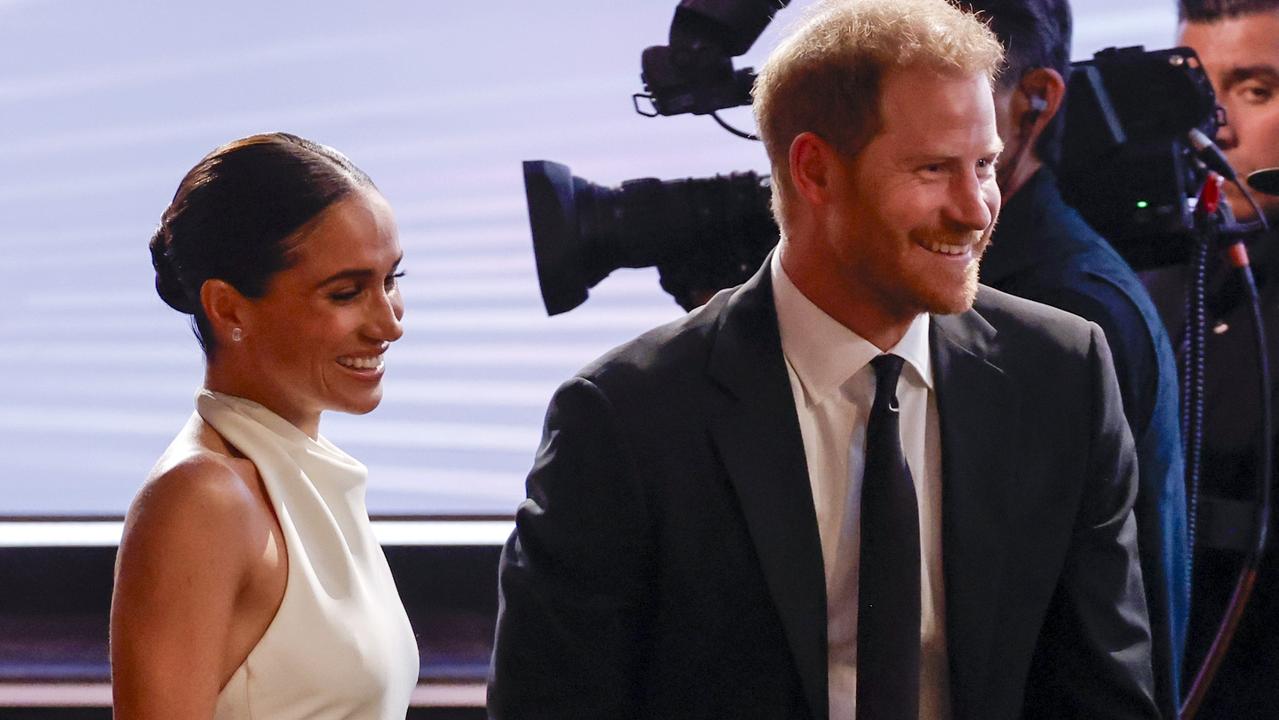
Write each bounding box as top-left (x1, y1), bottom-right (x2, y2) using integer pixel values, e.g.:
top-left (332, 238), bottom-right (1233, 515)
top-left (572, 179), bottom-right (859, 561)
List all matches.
top-left (707, 265), bottom-right (829, 720)
top-left (705, 271), bottom-right (1021, 720)
top-left (931, 309), bottom-right (1020, 720)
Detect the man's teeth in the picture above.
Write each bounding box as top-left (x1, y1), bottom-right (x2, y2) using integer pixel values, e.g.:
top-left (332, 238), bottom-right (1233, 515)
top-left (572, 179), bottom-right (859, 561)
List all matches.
top-left (923, 241), bottom-right (968, 255)
top-left (338, 356), bottom-right (383, 370)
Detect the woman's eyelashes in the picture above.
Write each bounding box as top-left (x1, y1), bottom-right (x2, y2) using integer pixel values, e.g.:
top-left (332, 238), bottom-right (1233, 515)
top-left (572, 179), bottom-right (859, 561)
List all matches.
top-left (329, 271), bottom-right (405, 303)
top-left (329, 286), bottom-right (361, 302)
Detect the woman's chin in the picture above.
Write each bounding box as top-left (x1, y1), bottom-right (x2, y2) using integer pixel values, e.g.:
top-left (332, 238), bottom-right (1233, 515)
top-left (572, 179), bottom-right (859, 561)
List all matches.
top-left (330, 390), bottom-right (384, 417)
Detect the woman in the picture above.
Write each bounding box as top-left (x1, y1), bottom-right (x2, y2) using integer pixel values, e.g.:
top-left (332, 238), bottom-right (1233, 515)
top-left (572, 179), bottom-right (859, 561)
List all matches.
top-left (111, 133), bottom-right (418, 719)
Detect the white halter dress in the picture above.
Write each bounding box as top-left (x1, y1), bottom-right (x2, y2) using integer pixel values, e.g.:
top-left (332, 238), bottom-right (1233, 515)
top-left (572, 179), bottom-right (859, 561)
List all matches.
top-left (185, 390), bottom-right (419, 720)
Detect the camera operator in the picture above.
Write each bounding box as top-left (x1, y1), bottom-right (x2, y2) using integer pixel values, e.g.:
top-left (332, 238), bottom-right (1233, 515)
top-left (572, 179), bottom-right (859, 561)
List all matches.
top-left (1179, 1), bottom-right (1279, 228)
top-left (958, 2), bottom-right (1189, 716)
top-left (1138, 1), bottom-right (1279, 716)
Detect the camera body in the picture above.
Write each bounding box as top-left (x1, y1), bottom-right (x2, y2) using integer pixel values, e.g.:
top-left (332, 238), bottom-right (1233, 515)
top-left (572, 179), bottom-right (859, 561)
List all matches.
top-left (1058, 45), bottom-right (1221, 269)
top-left (524, 161), bottom-right (776, 314)
top-left (637, 0), bottom-right (789, 117)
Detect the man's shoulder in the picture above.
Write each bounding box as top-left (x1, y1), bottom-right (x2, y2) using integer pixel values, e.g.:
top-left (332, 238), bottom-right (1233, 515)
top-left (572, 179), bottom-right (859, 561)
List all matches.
top-left (969, 284), bottom-right (1101, 356)
top-left (958, 288), bottom-right (1119, 410)
top-left (973, 283), bottom-right (1092, 328)
top-left (573, 287), bottom-right (732, 394)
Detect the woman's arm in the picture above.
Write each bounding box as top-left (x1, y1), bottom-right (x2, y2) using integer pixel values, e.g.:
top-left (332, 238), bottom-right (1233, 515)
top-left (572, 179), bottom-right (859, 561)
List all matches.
top-left (110, 455), bottom-right (264, 719)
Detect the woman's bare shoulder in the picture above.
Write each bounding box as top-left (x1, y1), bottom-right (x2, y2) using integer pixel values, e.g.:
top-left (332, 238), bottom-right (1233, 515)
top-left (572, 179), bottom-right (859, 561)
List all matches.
top-left (111, 421), bottom-right (284, 715)
top-left (122, 421), bottom-right (270, 566)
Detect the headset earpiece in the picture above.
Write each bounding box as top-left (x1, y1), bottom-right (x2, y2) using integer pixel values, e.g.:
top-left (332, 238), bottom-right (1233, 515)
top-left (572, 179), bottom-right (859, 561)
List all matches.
top-left (1027, 94), bottom-right (1048, 122)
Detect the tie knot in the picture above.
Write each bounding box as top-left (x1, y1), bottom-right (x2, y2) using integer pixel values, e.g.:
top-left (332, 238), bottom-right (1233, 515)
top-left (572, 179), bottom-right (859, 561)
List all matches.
top-left (870, 353), bottom-right (906, 394)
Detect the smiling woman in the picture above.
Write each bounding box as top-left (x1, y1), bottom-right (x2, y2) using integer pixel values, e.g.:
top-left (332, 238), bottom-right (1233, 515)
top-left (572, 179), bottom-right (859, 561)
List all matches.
top-left (111, 133), bottom-right (418, 719)
top-left (197, 187), bottom-right (406, 436)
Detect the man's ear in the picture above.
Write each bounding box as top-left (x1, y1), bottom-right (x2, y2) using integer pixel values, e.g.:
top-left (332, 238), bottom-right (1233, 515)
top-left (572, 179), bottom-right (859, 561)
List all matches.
top-left (200, 279), bottom-right (251, 346)
top-left (1015, 67), bottom-right (1067, 148)
top-left (788, 131), bottom-right (841, 208)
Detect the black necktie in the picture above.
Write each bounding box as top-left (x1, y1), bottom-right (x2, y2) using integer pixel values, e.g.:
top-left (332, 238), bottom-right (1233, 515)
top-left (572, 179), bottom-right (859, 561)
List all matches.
top-left (856, 354), bottom-right (921, 720)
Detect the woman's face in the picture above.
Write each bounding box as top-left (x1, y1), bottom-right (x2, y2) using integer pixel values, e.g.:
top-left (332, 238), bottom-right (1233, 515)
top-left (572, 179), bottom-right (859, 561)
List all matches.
top-left (239, 188), bottom-right (404, 431)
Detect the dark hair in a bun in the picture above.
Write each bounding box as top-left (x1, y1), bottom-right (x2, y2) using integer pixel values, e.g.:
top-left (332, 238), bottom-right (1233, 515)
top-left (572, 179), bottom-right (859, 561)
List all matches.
top-left (150, 132), bottom-right (375, 356)
top-left (150, 225), bottom-right (195, 314)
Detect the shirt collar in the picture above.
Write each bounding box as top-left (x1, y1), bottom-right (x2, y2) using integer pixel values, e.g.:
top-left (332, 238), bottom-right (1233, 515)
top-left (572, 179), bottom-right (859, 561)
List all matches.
top-left (771, 251), bottom-right (933, 407)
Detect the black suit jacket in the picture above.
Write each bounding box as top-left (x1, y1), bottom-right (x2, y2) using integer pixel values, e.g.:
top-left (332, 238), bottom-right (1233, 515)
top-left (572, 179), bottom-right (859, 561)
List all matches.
top-left (489, 264), bottom-right (1159, 719)
top-left (982, 169), bottom-right (1187, 720)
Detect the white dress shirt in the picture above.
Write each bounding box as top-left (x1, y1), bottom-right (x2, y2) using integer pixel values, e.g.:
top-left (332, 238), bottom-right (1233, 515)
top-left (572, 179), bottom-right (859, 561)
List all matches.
top-left (771, 253), bottom-right (951, 720)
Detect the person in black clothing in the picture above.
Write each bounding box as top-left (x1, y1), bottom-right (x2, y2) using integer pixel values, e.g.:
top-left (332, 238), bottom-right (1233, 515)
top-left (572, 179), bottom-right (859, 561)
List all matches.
top-left (489, 1), bottom-right (1160, 717)
top-left (1139, 1), bottom-right (1279, 716)
top-left (957, 2), bottom-right (1189, 716)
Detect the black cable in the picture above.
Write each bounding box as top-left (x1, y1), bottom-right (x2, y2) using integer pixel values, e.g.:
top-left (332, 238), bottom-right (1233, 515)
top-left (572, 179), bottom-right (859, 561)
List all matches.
top-left (1181, 256), bottom-right (1272, 719)
top-left (1178, 174), bottom-right (1266, 608)
top-left (1234, 179), bottom-right (1272, 233)
top-left (1242, 266), bottom-right (1273, 566)
top-left (1177, 167), bottom-right (1273, 713)
top-left (711, 111), bottom-right (760, 141)
top-left (1182, 227), bottom-right (1211, 609)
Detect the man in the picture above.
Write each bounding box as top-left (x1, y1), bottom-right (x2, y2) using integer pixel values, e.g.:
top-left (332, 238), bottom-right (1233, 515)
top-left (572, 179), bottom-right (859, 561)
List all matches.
top-left (489, 1), bottom-right (1158, 718)
top-left (1179, 0), bottom-right (1279, 227)
top-left (957, 2), bottom-right (1188, 716)
top-left (1140, 1), bottom-right (1279, 716)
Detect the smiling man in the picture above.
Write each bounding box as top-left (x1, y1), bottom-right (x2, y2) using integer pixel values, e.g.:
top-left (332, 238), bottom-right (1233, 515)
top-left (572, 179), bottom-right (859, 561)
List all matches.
top-left (489, 1), bottom-right (1158, 718)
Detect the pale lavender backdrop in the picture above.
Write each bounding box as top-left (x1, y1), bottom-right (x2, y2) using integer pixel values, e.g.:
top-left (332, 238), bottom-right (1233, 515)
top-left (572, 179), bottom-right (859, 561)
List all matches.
top-left (0, 0), bottom-right (1179, 516)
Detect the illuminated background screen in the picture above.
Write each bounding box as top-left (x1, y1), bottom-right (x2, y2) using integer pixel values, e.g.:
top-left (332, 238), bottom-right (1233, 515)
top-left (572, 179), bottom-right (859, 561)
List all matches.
top-left (0, 0), bottom-right (1176, 517)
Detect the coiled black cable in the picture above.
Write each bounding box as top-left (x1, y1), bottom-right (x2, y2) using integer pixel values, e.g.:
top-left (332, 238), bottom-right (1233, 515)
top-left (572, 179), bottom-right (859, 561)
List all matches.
top-left (1182, 227), bottom-right (1211, 605)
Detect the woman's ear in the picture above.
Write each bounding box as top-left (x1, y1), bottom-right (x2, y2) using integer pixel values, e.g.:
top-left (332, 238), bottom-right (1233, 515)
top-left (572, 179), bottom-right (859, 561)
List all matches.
top-left (200, 279), bottom-right (251, 346)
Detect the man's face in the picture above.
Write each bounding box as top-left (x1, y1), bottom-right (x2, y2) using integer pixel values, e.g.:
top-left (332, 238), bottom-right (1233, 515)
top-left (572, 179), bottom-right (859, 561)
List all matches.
top-left (822, 65), bottom-right (1002, 321)
top-left (1179, 11), bottom-right (1279, 222)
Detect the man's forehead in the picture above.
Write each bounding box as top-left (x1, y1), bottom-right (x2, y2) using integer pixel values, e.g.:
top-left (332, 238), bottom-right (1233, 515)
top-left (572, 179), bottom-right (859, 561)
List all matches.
top-left (881, 132), bottom-right (1004, 156)
top-left (1179, 10), bottom-right (1279, 57)
top-left (879, 67), bottom-right (991, 106)
top-left (874, 68), bottom-right (997, 135)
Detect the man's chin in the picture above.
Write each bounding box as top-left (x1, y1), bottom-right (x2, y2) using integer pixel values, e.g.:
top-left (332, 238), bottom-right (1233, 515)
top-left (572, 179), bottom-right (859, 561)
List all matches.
top-left (919, 265), bottom-right (981, 316)
top-left (925, 294), bottom-right (978, 316)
